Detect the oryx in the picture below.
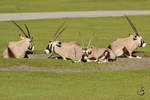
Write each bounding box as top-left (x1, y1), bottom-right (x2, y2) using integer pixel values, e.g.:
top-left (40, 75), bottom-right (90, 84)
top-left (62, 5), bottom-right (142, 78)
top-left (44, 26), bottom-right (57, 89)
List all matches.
top-left (81, 34), bottom-right (116, 63)
top-left (108, 16), bottom-right (146, 59)
top-left (2, 21), bottom-right (34, 58)
top-left (44, 23), bottom-right (83, 62)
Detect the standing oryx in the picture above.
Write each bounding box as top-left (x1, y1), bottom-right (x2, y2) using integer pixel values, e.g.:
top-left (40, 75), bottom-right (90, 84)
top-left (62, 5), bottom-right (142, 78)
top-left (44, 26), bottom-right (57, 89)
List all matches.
top-left (44, 23), bottom-right (83, 62)
top-left (81, 33), bottom-right (116, 63)
top-left (108, 16), bottom-right (146, 59)
top-left (2, 21), bottom-right (34, 58)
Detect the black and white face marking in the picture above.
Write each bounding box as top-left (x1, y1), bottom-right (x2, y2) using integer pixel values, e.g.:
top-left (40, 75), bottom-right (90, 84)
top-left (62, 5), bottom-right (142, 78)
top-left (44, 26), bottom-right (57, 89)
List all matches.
top-left (133, 35), bottom-right (146, 48)
top-left (140, 39), bottom-right (146, 48)
top-left (45, 42), bottom-right (53, 54)
top-left (28, 40), bottom-right (34, 51)
top-left (44, 41), bottom-right (62, 54)
top-left (82, 48), bottom-right (92, 61)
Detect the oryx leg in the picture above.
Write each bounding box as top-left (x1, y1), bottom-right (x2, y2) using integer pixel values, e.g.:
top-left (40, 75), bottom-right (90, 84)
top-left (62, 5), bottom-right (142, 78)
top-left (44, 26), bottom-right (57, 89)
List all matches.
top-left (48, 55), bottom-right (58, 59)
top-left (123, 47), bottom-right (141, 59)
top-left (25, 51), bottom-right (31, 58)
top-left (87, 59), bottom-right (95, 62)
top-left (97, 50), bottom-right (109, 64)
top-left (73, 60), bottom-right (81, 63)
top-left (87, 57), bottom-right (97, 62)
top-left (131, 54), bottom-right (142, 59)
top-left (97, 59), bottom-right (108, 64)
top-left (2, 48), bottom-right (9, 58)
top-left (128, 55), bottom-right (141, 59)
top-left (8, 48), bottom-right (16, 58)
top-left (48, 53), bottom-right (60, 59)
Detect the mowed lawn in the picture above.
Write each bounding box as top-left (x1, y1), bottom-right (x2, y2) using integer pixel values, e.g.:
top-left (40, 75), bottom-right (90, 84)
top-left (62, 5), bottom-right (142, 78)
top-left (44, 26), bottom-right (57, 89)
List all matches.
top-left (0, 0), bottom-right (150, 13)
top-left (0, 15), bottom-right (150, 67)
top-left (0, 69), bottom-right (150, 100)
top-left (0, 16), bottom-right (150, 100)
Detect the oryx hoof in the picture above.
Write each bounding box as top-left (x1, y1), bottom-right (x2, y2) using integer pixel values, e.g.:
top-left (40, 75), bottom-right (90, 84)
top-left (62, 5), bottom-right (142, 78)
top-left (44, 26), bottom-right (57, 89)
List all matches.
top-left (87, 59), bottom-right (93, 62)
top-left (97, 60), bottom-right (107, 64)
top-left (63, 58), bottom-right (67, 60)
top-left (73, 60), bottom-right (80, 63)
top-left (27, 54), bottom-right (32, 58)
top-left (128, 56), bottom-right (133, 59)
top-left (94, 60), bottom-right (98, 62)
top-left (136, 56), bottom-right (142, 59)
top-left (97, 61), bottom-right (102, 64)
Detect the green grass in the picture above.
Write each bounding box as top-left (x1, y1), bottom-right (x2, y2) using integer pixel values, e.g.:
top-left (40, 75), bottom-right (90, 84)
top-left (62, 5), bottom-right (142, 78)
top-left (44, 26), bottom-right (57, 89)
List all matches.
top-left (0, 16), bottom-right (150, 100)
top-left (0, 15), bottom-right (150, 67)
top-left (0, 0), bottom-right (150, 13)
top-left (0, 69), bottom-right (150, 100)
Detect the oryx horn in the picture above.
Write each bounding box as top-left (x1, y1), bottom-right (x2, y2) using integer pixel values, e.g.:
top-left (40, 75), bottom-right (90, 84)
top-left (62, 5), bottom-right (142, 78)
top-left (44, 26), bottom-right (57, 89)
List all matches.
top-left (24, 24), bottom-right (31, 38)
top-left (54, 26), bottom-right (67, 41)
top-left (87, 33), bottom-right (95, 48)
top-left (11, 21), bottom-right (28, 38)
top-left (52, 22), bottom-right (66, 41)
top-left (125, 16), bottom-right (139, 36)
top-left (79, 32), bottom-right (85, 48)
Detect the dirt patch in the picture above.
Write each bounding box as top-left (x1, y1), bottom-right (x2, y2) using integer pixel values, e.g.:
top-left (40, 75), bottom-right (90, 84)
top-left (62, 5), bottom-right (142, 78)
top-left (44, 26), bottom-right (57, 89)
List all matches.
top-left (100, 57), bottom-right (150, 71)
top-left (28, 54), bottom-right (50, 58)
top-left (0, 57), bottom-right (150, 73)
top-left (0, 66), bottom-right (92, 73)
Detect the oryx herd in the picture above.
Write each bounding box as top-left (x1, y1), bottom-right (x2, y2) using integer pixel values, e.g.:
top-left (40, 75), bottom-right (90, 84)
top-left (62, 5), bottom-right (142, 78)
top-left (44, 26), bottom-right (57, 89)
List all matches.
top-left (2, 16), bottom-right (147, 63)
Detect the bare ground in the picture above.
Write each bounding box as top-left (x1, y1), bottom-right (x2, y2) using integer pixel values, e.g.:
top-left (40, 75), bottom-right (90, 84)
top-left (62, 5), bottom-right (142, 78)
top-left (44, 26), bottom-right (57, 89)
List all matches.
top-left (0, 54), bottom-right (150, 73)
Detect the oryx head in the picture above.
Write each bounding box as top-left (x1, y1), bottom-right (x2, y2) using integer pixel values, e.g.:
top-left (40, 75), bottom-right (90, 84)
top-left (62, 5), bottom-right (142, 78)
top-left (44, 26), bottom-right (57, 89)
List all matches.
top-left (12, 21), bottom-right (34, 51)
top-left (125, 16), bottom-right (146, 48)
top-left (80, 33), bottom-right (94, 62)
top-left (45, 23), bottom-right (67, 54)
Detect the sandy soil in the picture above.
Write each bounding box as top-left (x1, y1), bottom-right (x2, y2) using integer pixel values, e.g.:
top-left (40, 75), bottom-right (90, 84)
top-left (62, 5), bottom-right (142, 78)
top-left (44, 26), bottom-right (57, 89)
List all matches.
top-left (0, 54), bottom-right (150, 73)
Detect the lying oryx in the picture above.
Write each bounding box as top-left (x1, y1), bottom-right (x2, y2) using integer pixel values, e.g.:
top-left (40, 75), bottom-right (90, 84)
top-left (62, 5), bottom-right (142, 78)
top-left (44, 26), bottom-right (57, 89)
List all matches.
top-left (2, 21), bottom-right (34, 58)
top-left (45, 23), bottom-right (83, 62)
top-left (108, 16), bottom-right (146, 59)
top-left (81, 34), bottom-right (116, 63)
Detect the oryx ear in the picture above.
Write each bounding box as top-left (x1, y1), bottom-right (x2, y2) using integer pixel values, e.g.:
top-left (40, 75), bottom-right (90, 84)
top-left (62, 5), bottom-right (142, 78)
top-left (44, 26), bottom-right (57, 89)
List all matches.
top-left (90, 45), bottom-right (94, 49)
top-left (19, 34), bottom-right (25, 39)
top-left (133, 35), bottom-right (137, 40)
top-left (129, 33), bottom-right (131, 36)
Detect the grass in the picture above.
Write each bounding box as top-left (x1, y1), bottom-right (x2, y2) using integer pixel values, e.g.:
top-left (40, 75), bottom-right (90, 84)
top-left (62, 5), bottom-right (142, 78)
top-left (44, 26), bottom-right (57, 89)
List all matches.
top-left (0, 15), bottom-right (150, 100)
top-left (0, 0), bottom-right (150, 13)
top-left (0, 69), bottom-right (150, 100)
top-left (0, 15), bottom-right (150, 67)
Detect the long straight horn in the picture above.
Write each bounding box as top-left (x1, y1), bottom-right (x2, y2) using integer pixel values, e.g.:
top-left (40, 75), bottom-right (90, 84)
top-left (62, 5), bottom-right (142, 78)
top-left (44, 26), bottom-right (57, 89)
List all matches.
top-left (54, 26), bottom-right (67, 41)
top-left (125, 16), bottom-right (139, 36)
top-left (24, 24), bottom-right (31, 38)
top-left (79, 32), bottom-right (84, 48)
top-left (52, 22), bottom-right (65, 41)
top-left (87, 33), bottom-right (95, 48)
top-left (11, 21), bottom-right (28, 37)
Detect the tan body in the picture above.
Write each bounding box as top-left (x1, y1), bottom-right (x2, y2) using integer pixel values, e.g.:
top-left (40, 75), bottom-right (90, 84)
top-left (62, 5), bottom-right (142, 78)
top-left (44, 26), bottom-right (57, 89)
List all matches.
top-left (109, 35), bottom-right (145, 58)
top-left (2, 38), bottom-right (31, 58)
top-left (45, 23), bottom-right (84, 62)
top-left (109, 16), bottom-right (147, 59)
top-left (85, 47), bottom-right (116, 63)
top-left (53, 41), bottom-right (83, 62)
top-left (88, 48), bottom-right (107, 59)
